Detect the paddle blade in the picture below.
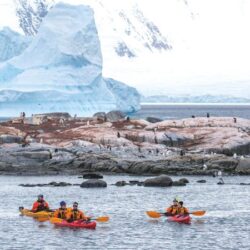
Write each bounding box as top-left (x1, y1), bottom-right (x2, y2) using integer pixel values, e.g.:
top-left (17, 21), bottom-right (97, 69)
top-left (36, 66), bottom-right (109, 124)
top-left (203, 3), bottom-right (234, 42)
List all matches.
top-left (94, 216), bottom-right (109, 223)
top-left (50, 217), bottom-right (63, 224)
top-left (146, 211), bottom-right (162, 218)
top-left (190, 210), bottom-right (206, 216)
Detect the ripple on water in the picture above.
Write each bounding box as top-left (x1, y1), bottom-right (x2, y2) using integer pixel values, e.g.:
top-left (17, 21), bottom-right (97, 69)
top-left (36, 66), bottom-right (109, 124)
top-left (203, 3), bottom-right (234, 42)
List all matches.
top-left (0, 175), bottom-right (249, 250)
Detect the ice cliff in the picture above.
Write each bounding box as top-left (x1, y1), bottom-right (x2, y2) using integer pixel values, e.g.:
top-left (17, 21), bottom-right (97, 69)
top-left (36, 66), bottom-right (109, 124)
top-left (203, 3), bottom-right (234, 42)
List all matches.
top-left (0, 3), bottom-right (140, 116)
top-left (0, 27), bottom-right (31, 62)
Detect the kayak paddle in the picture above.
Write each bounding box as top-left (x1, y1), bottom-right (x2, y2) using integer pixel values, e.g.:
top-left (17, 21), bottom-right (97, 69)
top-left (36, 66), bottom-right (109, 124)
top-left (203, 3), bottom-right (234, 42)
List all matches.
top-left (92, 216), bottom-right (109, 222)
top-left (190, 210), bottom-right (206, 216)
top-left (146, 211), bottom-right (164, 218)
top-left (146, 210), bottom-right (206, 218)
top-left (74, 217), bottom-right (110, 223)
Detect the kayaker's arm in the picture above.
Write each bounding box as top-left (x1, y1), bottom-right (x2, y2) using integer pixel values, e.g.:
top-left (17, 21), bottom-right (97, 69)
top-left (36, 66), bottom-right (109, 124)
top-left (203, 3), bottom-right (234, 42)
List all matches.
top-left (163, 212), bottom-right (172, 217)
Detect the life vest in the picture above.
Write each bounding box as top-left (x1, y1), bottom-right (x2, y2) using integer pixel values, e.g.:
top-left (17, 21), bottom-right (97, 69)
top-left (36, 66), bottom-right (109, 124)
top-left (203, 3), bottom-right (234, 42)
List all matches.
top-left (32, 200), bottom-right (49, 212)
top-left (167, 205), bottom-right (179, 215)
top-left (178, 207), bottom-right (189, 215)
top-left (54, 208), bottom-right (70, 219)
top-left (67, 209), bottom-right (84, 221)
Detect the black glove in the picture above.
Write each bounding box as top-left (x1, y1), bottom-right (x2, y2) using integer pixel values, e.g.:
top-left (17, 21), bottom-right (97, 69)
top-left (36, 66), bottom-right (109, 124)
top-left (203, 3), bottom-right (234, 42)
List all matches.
top-left (163, 212), bottom-right (171, 217)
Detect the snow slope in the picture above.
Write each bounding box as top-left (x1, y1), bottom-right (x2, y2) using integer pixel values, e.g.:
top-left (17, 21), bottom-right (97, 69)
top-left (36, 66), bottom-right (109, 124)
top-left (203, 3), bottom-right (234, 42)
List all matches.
top-left (0, 3), bottom-right (140, 116)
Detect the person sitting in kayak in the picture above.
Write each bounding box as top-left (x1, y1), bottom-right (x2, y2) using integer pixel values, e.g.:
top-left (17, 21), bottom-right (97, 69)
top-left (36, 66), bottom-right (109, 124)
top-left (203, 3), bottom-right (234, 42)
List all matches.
top-left (165, 198), bottom-right (179, 216)
top-left (177, 201), bottom-right (189, 216)
top-left (66, 202), bottom-right (89, 222)
top-left (32, 194), bottom-right (49, 212)
top-left (54, 201), bottom-right (70, 219)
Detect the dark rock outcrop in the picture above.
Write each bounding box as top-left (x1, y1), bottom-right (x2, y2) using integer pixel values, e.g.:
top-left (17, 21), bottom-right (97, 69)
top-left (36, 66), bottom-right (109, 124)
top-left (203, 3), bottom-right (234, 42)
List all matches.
top-left (221, 142), bottom-right (250, 156)
top-left (19, 182), bottom-right (72, 187)
top-left (161, 132), bottom-right (188, 147)
top-left (236, 159), bottom-right (250, 174)
top-left (0, 135), bottom-right (23, 144)
top-left (197, 180), bottom-right (206, 183)
top-left (144, 175), bottom-right (173, 187)
top-left (206, 159), bottom-right (238, 173)
top-left (13, 151), bottom-right (51, 161)
top-left (80, 179), bottom-right (107, 188)
top-left (19, 184), bottom-right (38, 187)
top-left (114, 181), bottom-right (127, 186)
top-left (172, 180), bottom-right (186, 186)
top-left (129, 180), bottom-right (143, 186)
top-left (82, 173), bottom-right (103, 179)
top-left (48, 181), bottom-right (72, 187)
top-left (217, 182), bottom-right (224, 185)
top-left (178, 178), bottom-right (189, 184)
top-left (106, 110), bottom-right (125, 122)
top-left (146, 117), bottom-right (163, 123)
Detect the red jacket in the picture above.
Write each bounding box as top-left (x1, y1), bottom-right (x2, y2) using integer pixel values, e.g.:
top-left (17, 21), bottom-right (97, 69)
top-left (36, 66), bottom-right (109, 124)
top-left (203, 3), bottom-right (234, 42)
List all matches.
top-left (32, 200), bottom-right (49, 212)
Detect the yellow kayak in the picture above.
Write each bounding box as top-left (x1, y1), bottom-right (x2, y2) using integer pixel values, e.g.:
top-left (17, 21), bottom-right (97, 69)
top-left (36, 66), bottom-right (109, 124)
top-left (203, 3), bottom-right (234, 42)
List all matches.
top-left (19, 207), bottom-right (53, 218)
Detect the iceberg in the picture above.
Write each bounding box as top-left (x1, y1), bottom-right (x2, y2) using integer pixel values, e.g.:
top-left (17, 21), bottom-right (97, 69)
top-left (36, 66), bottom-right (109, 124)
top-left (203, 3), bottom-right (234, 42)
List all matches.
top-left (0, 27), bottom-right (31, 62)
top-left (0, 3), bottom-right (140, 116)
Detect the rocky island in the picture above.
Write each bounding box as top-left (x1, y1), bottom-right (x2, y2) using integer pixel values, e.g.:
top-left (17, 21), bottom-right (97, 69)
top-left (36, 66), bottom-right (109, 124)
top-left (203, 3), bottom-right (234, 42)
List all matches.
top-left (0, 111), bottom-right (250, 176)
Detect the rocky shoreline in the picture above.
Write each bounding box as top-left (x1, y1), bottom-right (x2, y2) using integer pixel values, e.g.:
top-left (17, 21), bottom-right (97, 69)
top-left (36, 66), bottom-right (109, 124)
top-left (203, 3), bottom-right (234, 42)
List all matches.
top-left (0, 112), bottom-right (250, 176)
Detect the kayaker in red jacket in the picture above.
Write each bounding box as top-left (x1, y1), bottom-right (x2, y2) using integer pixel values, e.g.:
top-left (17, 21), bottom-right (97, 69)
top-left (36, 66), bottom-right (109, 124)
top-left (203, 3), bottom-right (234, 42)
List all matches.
top-left (165, 198), bottom-right (179, 216)
top-left (31, 194), bottom-right (49, 212)
top-left (177, 201), bottom-right (189, 215)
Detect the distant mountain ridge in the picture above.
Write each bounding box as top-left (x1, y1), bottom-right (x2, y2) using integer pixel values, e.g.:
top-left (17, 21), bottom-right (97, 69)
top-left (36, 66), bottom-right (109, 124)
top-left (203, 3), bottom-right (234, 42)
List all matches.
top-left (141, 95), bottom-right (250, 104)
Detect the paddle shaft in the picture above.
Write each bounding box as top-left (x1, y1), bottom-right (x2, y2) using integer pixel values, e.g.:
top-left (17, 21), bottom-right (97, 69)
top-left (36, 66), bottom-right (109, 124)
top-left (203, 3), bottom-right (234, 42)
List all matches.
top-left (161, 210), bottom-right (205, 216)
top-left (146, 210), bottom-right (205, 219)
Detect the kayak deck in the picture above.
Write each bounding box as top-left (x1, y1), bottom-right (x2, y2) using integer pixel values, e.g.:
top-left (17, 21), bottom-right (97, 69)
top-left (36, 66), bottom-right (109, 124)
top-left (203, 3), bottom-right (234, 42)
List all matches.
top-left (53, 220), bottom-right (96, 229)
top-left (167, 215), bottom-right (191, 224)
top-left (20, 208), bottom-right (53, 218)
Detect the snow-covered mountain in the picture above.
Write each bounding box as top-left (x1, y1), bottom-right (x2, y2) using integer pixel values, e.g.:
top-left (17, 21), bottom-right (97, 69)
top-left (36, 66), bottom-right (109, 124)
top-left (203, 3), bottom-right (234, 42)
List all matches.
top-left (15, 0), bottom-right (54, 36)
top-left (0, 3), bottom-right (140, 116)
top-left (1, 0), bottom-right (171, 57)
top-left (142, 95), bottom-right (250, 104)
top-left (0, 0), bottom-right (250, 100)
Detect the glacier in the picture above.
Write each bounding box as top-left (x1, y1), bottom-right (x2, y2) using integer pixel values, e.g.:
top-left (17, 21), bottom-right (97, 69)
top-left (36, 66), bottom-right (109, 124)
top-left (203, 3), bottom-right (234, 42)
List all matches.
top-left (0, 27), bottom-right (31, 62)
top-left (0, 3), bottom-right (140, 116)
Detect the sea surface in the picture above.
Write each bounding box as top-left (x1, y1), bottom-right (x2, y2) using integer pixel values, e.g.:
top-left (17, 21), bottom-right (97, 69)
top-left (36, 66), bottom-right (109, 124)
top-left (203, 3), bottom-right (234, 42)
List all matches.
top-left (1, 104), bottom-right (250, 122)
top-left (131, 104), bottom-right (250, 120)
top-left (0, 175), bottom-right (249, 250)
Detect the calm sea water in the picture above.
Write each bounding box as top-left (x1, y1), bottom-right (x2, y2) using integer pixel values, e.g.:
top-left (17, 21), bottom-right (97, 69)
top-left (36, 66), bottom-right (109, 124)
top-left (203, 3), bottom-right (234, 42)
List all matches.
top-left (0, 175), bottom-right (249, 250)
top-left (1, 104), bottom-right (250, 122)
top-left (131, 104), bottom-right (250, 120)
